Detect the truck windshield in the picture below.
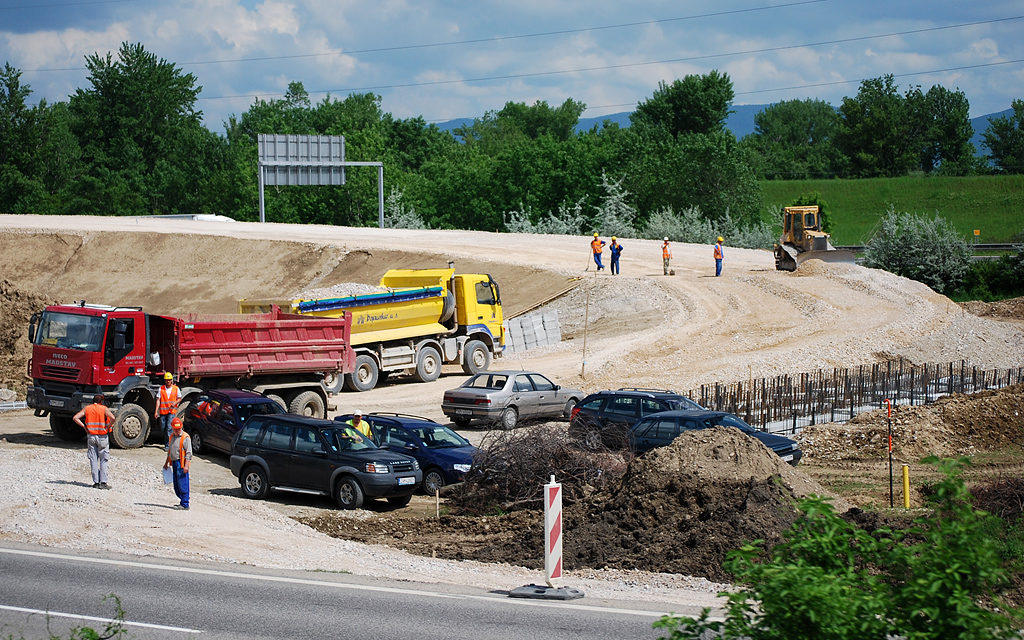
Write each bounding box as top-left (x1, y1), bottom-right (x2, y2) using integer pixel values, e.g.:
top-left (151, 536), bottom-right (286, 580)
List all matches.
top-left (34, 312), bottom-right (105, 352)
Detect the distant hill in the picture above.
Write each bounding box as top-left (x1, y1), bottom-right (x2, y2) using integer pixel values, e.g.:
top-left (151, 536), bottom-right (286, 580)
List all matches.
top-left (436, 104), bottom-right (1012, 158)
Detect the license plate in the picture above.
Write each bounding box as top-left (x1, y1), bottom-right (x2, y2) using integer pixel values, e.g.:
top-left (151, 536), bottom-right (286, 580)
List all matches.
top-left (398, 477), bottom-right (415, 486)
top-left (49, 399), bottom-right (65, 408)
top-left (781, 454), bottom-right (794, 462)
top-left (454, 409), bottom-right (472, 415)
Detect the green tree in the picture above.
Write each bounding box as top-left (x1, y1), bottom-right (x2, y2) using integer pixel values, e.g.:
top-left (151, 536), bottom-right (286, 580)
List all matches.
top-left (0, 63), bottom-right (45, 213)
top-left (836, 75), bottom-right (919, 177)
top-left (741, 98), bottom-right (845, 179)
top-left (631, 70), bottom-right (734, 137)
top-left (918, 85), bottom-right (976, 175)
top-left (863, 207), bottom-right (972, 294)
top-left (982, 99), bottom-right (1024, 174)
top-left (789, 192), bottom-right (833, 233)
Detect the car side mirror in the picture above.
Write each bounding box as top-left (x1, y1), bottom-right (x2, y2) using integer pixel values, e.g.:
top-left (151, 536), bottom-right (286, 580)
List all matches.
top-left (405, 443), bottom-right (417, 450)
top-left (223, 418), bottom-right (235, 427)
top-left (378, 442), bottom-right (391, 449)
top-left (312, 447), bottom-right (327, 457)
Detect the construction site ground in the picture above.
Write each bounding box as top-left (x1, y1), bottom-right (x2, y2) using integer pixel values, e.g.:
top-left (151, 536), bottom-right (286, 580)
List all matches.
top-left (1, 214), bottom-right (1023, 611)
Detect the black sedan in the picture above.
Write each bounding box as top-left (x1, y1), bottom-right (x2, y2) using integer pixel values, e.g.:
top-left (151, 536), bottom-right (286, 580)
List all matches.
top-left (629, 410), bottom-right (803, 465)
top-left (183, 388), bottom-right (285, 454)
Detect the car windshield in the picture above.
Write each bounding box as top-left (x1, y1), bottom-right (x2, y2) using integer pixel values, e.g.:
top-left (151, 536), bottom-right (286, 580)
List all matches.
top-left (463, 373), bottom-right (508, 390)
top-left (235, 401), bottom-right (285, 424)
top-left (666, 397), bottom-right (703, 411)
top-left (322, 426), bottom-right (378, 452)
top-left (34, 311), bottom-right (106, 352)
top-left (710, 414), bottom-right (755, 433)
top-left (409, 425), bottom-right (471, 448)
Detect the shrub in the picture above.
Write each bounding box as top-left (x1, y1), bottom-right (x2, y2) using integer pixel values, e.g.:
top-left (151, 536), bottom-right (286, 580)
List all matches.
top-left (863, 207), bottom-right (972, 293)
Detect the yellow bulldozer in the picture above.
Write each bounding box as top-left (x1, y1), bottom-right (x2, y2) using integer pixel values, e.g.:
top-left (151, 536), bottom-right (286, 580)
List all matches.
top-left (774, 205), bottom-right (856, 271)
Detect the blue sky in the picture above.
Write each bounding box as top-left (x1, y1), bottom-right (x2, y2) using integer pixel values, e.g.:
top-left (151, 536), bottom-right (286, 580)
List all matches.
top-left (3, 0), bottom-right (1022, 132)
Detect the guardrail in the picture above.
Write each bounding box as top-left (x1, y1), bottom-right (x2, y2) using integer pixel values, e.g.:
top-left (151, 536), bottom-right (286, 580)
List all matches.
top-left (836, 243), bottom-right (1019, 253)
top-left (0, 401), bottom-right (27, 412)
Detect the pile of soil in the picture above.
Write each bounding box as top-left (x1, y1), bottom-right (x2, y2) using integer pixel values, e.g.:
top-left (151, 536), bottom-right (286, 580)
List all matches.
top-left (797, 383), bottom-right (1024, 462)
top-left (961, 296), bottom-right (1024, 322)
top-left (0, 279), bottom-right (54, 397)
top-left (300, 427), bottom-right (841, 582)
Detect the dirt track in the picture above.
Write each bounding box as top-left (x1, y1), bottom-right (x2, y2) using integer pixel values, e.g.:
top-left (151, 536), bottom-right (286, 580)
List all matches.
top-left (1, 214), bottom-right (1023, 608)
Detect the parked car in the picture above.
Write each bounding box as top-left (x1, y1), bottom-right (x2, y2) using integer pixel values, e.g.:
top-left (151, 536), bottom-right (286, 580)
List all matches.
top-left (182, 388), bottom-right (285, 454)
top-left (629, 410), bottom-right (803, 465)
top-left (441, 370), bottom-right (583, 430)
top-left (229, 413), bottom-right (422, 509)
top-left (335, 412), bottom-right (480, 495)
top-left (569, 388), bottom-right (705, 449)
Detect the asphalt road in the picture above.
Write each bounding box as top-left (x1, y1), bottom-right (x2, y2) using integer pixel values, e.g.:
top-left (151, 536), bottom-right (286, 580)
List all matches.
top-left (0, 544), bottom-right (678, 640)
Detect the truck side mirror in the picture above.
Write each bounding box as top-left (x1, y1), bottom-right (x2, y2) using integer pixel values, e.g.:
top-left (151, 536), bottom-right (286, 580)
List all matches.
top-left (113, 334), bottom-right (125, 350)
top-left (28, 312), bottom-right (39, 343)
top-left (114, 320), bottom-right (128, 333)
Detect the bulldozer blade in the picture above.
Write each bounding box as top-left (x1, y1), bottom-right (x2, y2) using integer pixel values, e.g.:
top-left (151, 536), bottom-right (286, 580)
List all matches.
top-left (795, 250), bottom-right (857, 267)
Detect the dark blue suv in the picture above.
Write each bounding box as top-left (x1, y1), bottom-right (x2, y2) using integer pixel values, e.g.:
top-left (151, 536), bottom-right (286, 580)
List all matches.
top-left (335, 413), bottom-right (479, 495)
top-left (629, 410), bottom-right (803, 465)
top-left (183, 388), bottom-right (285, 454)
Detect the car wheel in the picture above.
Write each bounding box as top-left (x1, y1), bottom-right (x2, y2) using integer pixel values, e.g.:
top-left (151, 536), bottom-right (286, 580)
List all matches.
top-left (422, 468), bottom-right (445, 495)
top-left (453, 418), bottom-right (471, 429)
top-left (266, 394), bottom-right (286, 410)
top-left (344, 354), bottom-right (379, 392)
top-left (461, 339), bottom-right (491, 375)
top-left (500, 407), bottom-right (518, 431)
top-left (322, 371), bottom-right (344, 395)
top-left (49, 414), bottom-right (85, 441)
top-left (288, 390), bottom-right (325, 418)
top-left (241, 465), bottom-right (269, 499)
top-left (562, 398), bottom-right (578, 419)
top-left (110, 403), bottom-right (149, 449)
top-left (335, 476), bottom-right (365, 510)
top-left (191, 429), bottom-right (204, 455)
top-left (387, 493), bottom-right (413, 507)
top-left (413, 346), bottom-right (442, 383)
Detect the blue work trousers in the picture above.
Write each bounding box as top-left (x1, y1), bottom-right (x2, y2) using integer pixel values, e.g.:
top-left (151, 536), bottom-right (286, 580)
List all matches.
top-left (610, 255), bottom-right (620, 274)
top-left (593, 252), bottom-right (604, 270)
top-left (158, 413), bottom-right (175, 442)
top-left (171, 460), bottom-right (190, 509)
top-left (715, 258), bottom-right (722, 276)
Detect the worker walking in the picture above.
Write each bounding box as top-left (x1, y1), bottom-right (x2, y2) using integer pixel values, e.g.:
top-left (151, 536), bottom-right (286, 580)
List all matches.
top-left (157, 372), bottom-right (181, 449)
top-left (609, 236), bottom-right (623, 275)
top-left (73, 394), bottom-right (115, 489)
top-left (590, 232), bottom-right (606, 271)
top-left (163, 417), bottom-right (192, 510)
top-left (347, 410), bottom-right (372, 438)
top-left (662, 237), bottom-right (673, 275)
top-left (714, 236), bottom-right (724, 276)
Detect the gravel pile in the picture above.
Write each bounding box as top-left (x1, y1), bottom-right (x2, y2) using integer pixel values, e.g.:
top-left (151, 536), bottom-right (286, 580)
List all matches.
top-left (296, 283), bottom-right (384, 300)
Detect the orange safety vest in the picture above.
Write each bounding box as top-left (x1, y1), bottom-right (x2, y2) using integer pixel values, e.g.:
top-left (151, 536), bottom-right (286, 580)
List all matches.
top-left (662, 243), bottom-right (672, 259)
top-left (167, 431), bottom-right (191, 465)
top-left (714, 243), bottom-right (723, 260)
top-left (83, 403), bottom-right (110, 436)
top-left (158, 384), bottom-right (180, 415)
top-left (591, 238), bottom-right (604, 254)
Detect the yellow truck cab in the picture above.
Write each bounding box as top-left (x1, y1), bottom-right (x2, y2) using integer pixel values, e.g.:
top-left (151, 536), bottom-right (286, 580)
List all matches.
top-left (240, 268), bottom-right (504, 392)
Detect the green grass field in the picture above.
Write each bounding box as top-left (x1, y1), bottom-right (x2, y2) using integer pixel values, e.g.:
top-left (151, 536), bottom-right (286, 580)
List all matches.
top-left (759, 174), bottom-right (1024, 246)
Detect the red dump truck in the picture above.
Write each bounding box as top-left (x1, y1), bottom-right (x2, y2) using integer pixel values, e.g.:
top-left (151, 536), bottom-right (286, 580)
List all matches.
top-left (26, 303), bottom-right (354, 448)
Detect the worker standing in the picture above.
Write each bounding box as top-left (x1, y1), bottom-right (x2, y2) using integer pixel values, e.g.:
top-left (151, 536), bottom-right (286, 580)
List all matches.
top-left (662, 237), bottom-right (673, 275)
top-left (73, 394), bottom-right (115, 489)
top-left (163, 417), bottom-right (192, 510)
top-left (609, 236), bottom-right (623, 275)
top-left (590, 232), bottom-right (606, 271)
top-left (347, 410), bottom-right (372, 438)
top-left (714, 236), bottom-right (724, 276)
top-left (157, 372), bottom-right (181, 449)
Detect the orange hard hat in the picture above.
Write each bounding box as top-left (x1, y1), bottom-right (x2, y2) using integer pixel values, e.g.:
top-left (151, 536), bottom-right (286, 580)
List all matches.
top-left (171, 417), bottom-right (183, 428)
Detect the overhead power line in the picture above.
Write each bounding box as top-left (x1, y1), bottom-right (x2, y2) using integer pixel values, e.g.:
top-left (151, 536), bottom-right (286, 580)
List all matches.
top-left (0, 0), bottom-right (134, 10)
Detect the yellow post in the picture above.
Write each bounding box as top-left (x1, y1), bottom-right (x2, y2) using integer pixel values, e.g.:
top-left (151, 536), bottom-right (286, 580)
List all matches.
top-left (902, 464), bottom-right (910, 509)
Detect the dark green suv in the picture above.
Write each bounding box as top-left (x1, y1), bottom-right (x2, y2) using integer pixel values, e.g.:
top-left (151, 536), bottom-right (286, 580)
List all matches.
top-left (229, 413), bottom-right (421, 509)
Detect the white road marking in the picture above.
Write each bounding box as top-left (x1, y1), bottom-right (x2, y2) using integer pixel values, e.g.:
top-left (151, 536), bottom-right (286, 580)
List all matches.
top-left (0, 604), bottom-right (202, 634)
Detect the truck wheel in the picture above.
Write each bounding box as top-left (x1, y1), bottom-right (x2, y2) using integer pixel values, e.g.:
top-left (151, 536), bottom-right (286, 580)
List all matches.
top-left (461, 339), bottom-right (491, 375)
top-left (49, 414), bottom-right (85, 441)
top-left (241, 465), bottom-right (269, 499)
top-left (413, 346), bottom-right (442, 383)
top-left (266, 394), bottom-right (286, 410)
top-left (322, 372), bottom-right (344, 395)
top-left (344, 355), bottom-right (378, 392)
top-left (111, 403), bottom-right (149, 449)
top-left (499, 407), bottom-right (518, 431)
top-left (335, 476), bottom-right (365, 510)
top-left (289, 391), bottom-right (325, 418)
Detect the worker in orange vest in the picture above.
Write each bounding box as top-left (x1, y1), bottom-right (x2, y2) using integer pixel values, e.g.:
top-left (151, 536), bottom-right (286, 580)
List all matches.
top-left (163, 417), bottom-right (192, 510)
top-left (714, 236), bottom-right (724, 276)
top-left (590, 232), bottom-right (606, 271)
top-left (73, 394), bottom-right (116, 489)
top-left (662, 237), bottom-right (673, 275)
top-left (157, 372), bottom-right (181, 449)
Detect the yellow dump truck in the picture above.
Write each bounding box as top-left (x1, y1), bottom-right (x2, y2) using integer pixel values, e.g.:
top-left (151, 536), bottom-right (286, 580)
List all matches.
top-left (239, 268), bottom-right (504, 392)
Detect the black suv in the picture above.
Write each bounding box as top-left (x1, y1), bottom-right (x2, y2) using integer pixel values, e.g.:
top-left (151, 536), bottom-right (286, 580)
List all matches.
top-left (569, 388), bottom-right (704, 449)
top-left (229, 414), bottom-right (421, 509)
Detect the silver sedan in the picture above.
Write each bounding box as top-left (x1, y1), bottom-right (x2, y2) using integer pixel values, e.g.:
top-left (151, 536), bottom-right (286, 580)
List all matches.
top-left (441, 370), bottom-right (583, 430)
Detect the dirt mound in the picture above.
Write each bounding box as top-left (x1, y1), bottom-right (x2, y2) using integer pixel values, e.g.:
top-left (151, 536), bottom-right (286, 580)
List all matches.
top-left (301, 427), bottom-right (843, 582)
top-left (960, 296), bottom-right (1024, 321)
top-left (0, 279), bottom-right (55, 397)
top-left (798, 383), bottom-right (1024, 462)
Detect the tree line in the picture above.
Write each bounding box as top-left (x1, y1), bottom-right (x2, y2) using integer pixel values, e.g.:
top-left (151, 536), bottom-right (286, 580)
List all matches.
top-left (2, 42), bottom-right (1023, 231)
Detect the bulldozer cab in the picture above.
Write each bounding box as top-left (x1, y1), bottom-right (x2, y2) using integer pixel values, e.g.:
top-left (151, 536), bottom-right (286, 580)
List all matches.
top-left (782, 206), bottom-right (821, 245)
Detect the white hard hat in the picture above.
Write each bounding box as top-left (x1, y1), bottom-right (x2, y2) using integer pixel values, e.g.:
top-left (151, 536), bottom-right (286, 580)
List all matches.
top-left (352, 409), bottom-right (362, 416)
top-left (663, 237), bottom-right (669, 241)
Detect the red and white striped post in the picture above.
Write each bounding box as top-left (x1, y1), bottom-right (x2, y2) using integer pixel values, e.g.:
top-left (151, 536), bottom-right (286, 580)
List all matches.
top-left (544, 475), bottom-right (563, 588)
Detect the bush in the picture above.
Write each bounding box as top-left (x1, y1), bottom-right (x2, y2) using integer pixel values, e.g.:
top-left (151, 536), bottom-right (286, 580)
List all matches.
top-left (956, 247), bottom-right (1024, 301)
top-left (654, 458), bottom-right (1024, 640)
top-left (641, 205), bottom-right (776, 249)
top-left (863, 207), bottom-right (972, 293)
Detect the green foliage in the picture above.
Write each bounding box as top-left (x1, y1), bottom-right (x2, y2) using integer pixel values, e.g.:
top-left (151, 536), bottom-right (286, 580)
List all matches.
top-left (642, 206), bottom-right (775, 249)
top-left (592, 172), bottom-right (637, 238)
top-left (916, 84), bottom-right (978, 176)
top-left (383, 187), bottom-right (428, 229)
top-left (837, 75), bottom-right (920, 178)
top-left (631, 71), bottom-right (734, 137)
top-left (955, 247), bottom-right (1024, 301)
top-left (655, 460), bottom-right (1023, 640)
top-left (863, 207), bottom-right (972, 293)
top-left (741, 98), bottom-right (844, 180)
top-left (788, 191), bottom-right (832, 233)
top-left (983, 99), bottom-right (1024, 174)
